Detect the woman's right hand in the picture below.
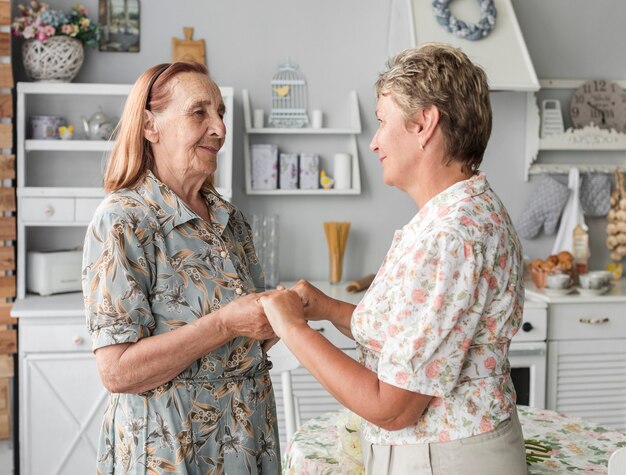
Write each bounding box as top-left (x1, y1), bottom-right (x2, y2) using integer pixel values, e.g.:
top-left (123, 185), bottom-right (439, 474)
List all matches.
top-left (219, 292), bottom-right (276, 341)
top-left (289, 280), bottom-right (333, 321)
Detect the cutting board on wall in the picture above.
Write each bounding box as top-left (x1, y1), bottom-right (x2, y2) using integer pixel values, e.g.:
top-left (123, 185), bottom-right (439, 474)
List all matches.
top-left (172, 27), bottom-right (206, 66)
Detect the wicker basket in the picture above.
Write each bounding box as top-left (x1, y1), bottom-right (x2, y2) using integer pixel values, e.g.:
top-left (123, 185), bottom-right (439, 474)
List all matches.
top-left (22, 36), bottom-right (84, 82)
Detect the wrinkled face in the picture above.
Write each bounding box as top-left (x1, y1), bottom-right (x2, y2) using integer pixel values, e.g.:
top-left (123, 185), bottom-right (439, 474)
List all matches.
top-left (149, 72), bottom-right (226, 180)
top-left (370, 93), bottom-right (419, 191)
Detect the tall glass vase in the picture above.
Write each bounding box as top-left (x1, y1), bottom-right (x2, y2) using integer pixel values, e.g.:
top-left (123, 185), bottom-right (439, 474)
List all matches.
top-left (252, 214), bottom-right (279, 288)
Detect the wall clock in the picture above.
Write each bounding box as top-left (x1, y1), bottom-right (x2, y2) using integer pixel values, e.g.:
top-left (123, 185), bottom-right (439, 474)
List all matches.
top-left (569, 79), bottom-right (626, 133)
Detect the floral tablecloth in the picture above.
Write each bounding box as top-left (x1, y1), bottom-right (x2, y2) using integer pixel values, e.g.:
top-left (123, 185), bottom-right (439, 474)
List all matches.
top-left (283, 406), bottom-right (626, 474)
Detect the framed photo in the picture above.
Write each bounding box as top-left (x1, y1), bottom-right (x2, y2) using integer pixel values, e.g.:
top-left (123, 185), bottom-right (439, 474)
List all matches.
top-left (99, 0), bottom-right (140, 52)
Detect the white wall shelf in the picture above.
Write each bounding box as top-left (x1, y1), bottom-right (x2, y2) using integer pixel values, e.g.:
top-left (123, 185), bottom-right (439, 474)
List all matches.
top-left (242, 89), bottom-right (362, 195)
top-left (525, 79), bottom-right (626, 179)
top-left (528, 164), bottom-right (626, 176)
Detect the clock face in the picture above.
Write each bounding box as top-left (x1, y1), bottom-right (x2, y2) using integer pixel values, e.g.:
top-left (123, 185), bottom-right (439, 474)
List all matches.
top-left (570, 80), bottom-right (626, 132)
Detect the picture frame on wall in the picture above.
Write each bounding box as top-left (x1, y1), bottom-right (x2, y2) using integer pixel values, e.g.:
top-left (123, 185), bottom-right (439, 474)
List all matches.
top-left (99, 0), bottom-right (140, 52)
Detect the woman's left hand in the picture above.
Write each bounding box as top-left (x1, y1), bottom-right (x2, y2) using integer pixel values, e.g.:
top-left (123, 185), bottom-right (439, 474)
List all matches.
top-left (259, 289), bottom-right (307, 338)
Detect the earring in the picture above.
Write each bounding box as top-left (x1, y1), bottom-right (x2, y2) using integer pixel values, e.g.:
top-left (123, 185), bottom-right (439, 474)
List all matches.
top-left (419, 142), bottom-right (425, 151)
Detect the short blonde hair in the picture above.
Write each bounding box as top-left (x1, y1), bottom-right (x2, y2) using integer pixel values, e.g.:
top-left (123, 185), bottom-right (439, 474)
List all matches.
top-left (376, 43), bottom-right (491, 174)
top-left (104, 61), bottom-right (217, 193)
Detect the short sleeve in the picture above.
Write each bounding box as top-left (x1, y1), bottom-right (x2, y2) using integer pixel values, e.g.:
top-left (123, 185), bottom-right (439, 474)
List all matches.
top-left (82, 205), bottom-right (156, 351)
top-left (377, 232), bottom-right (481, 397)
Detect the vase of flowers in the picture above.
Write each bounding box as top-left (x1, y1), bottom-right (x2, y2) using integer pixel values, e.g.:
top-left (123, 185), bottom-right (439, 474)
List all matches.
top-left (12, 2), bottom-right (100, 82)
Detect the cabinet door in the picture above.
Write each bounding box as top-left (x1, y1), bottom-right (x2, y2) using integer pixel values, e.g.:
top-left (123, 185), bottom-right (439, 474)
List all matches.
top-left (21, 353), bottom-right (108, 475)
top-left (547, 339), bottom-right (626, 432)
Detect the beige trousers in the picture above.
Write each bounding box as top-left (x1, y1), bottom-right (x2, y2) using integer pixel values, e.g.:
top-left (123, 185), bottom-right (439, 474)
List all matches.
top-left (361, 409), bottom-right (527, 475)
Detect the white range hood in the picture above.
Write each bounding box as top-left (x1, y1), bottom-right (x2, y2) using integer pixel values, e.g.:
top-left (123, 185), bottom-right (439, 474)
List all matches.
top-left (388, 0), bottom-right (539, 92)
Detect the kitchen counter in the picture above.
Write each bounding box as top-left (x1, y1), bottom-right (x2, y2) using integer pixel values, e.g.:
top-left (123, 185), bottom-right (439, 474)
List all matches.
top-left (11, 291), bottom-right (85, 318)
top-left (10, 280), bottom-right (548, 318)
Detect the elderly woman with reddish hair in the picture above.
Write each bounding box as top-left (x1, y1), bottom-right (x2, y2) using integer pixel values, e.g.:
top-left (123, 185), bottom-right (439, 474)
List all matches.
top-left (82, 62), bottom-right (280, 474)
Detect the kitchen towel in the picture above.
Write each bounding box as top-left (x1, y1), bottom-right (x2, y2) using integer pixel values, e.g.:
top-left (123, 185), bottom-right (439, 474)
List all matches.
top-left (552, 168), bottom-right (586, 254)
top-left (516, 174), bottom-right (570, 239)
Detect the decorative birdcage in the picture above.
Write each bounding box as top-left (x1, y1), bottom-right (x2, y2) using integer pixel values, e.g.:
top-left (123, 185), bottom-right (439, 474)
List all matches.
top-left (268, 60), bottom-right (309, 128)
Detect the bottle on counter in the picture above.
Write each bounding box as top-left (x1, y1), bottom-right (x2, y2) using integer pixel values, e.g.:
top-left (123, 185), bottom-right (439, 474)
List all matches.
top-left (572, 224), bottom-right (590, 275)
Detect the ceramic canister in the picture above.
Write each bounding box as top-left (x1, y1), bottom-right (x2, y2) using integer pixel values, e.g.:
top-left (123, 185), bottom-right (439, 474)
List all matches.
top-left (30, 115), bottom-right (66, 140)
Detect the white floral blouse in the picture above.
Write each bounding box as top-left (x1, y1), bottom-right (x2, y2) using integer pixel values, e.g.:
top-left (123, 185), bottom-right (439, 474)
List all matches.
top-left (351, 172), bottom-right (524, 445)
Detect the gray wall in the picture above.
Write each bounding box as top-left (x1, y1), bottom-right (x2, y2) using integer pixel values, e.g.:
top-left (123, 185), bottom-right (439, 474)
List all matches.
top-left (15, 0), bottom-right (626, 281)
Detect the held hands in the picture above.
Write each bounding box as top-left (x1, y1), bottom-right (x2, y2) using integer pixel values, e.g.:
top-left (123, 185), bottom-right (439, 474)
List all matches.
top-left (289, 280), bottom-right (331, 321)
top-left (259, 289), bottom-right (307, 339)
top-left (222, 291), bottom-right (276, 341)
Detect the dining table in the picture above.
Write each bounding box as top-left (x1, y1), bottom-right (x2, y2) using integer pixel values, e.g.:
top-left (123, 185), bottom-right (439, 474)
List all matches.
top-left (282, 405), bottom-right (626, 474)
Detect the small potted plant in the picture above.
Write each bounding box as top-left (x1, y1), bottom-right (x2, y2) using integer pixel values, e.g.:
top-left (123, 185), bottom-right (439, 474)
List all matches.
top-left (12, 1), bottom-right (101, 82)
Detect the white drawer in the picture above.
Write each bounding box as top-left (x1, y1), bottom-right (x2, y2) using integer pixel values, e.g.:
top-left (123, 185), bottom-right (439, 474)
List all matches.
top-left (309, 321), bottom-right (355, 349)
top-left (548, 302), bottom-right (626, 340)
top-left (21, 323), bottom-right (92, 353)
top-left (75, 198), bottom-right (102, 223)
top-left (20, 197), bottom-right (75, 223)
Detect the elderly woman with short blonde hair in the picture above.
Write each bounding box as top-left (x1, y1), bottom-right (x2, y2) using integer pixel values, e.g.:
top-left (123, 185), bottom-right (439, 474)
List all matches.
top-left (260, 43), bottom-right (527, 475)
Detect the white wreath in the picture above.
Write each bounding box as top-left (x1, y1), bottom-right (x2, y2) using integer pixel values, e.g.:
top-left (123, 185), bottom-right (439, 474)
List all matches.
top-left (432, 0), bottom-right (497, 41)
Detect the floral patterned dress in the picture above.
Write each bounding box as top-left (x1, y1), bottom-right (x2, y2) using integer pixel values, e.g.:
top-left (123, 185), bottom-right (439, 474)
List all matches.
top-left (352, 172), bottom-right (524, 445)
top-left (82, 172), bottom-right (280, 474)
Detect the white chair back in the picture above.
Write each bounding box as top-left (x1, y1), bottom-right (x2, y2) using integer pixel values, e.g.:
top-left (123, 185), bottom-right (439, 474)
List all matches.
top-left (608, 447), bottom-right (626, 475)
top-left (267, 341), bottom-right (301, 441)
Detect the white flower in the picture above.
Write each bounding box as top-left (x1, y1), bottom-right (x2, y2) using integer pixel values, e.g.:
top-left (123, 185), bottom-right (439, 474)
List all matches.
top-left (336, 410), bottom-right (364, 469)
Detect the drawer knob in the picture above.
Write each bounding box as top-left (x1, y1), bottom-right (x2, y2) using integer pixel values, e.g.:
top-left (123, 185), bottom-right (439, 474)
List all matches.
top-left (72, 335), bottom-right (84, 346)
top-left (522, 322), bottom-right (534, 332)
top-left (43, 206), bottom-right (55, 217)
top-left (578, 317), bottom-right (609, 325)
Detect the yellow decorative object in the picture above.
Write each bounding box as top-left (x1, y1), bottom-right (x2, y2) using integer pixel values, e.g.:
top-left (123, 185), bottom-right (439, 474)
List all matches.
top-left (272, 85), bottom-right (290, 97)
top-left (607, 262), bottom-right (623, 281)
top-left (320, 169), bottom-right (334, 189)
top-left (57, 124), bottom-right (74, 140)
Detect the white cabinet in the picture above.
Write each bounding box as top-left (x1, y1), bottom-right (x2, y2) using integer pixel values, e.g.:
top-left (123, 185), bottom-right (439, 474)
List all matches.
top-left (16, 82), bottom-right (234, 299)
top-left (242, 89), bottom-right (362, 195)
top-left (13, 294), bottom-right (107, 475)
top-left (548, 338), bottom-right (626, 432)
top-left (13, 82), bottom-right (235, 473)
top-left (528, 282), bottom-right (626, 432)
top-left (525, 79), bottom-right (626, 180)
